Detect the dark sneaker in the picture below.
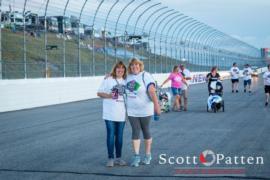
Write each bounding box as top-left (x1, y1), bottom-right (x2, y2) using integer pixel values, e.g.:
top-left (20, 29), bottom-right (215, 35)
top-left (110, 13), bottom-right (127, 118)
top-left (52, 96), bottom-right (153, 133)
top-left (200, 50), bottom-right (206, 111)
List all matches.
top-left (236, 90), bottom-right (239, 93)
top-left (106, 159), bottom-right (114, 167)
top-left (249, 91), bottom-right (251, 93)
top-left (232, 90), bottom-right (234, 93)
top-left (244, 89), bottom-right (246, 93)
top-left (265, 102), bottom-right (268, 107)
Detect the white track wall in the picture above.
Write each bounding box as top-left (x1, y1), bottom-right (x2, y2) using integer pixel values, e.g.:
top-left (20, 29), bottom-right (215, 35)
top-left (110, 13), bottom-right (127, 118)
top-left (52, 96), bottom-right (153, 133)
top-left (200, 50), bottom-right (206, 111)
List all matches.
top-left (0, 70), bottom-right (256, 113)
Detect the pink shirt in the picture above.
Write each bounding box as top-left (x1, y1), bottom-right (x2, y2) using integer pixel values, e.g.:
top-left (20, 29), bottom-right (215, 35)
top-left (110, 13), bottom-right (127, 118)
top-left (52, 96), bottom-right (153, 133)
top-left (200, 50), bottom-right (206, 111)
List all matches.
top-left (168, 72), bottom-right (183, 88)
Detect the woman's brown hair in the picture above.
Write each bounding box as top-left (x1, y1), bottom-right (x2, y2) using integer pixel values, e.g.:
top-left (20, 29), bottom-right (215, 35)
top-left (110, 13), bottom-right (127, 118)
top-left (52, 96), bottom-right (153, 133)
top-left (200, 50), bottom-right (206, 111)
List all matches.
top-left (211, 66), bottom-right (218, 73)
top-left (128, 57), bottom-right (144, 74)
top-left (172, 65), bottom-right (179, 73)
top-left (110, 61), bottom-right (127, 79)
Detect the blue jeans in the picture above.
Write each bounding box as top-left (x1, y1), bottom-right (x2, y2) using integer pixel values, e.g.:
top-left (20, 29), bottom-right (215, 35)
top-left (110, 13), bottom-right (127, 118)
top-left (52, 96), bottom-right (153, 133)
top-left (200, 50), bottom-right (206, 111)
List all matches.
top-left (105, 120), bottom-right (125, 159)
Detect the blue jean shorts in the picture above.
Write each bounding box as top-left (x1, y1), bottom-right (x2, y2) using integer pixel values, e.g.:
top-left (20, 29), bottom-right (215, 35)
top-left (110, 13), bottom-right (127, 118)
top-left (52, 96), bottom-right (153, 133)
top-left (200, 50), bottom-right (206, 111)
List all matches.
top-left (171, 87), bottom-right (182, 96)
top-left (244, 79), bottom-right (251, 86)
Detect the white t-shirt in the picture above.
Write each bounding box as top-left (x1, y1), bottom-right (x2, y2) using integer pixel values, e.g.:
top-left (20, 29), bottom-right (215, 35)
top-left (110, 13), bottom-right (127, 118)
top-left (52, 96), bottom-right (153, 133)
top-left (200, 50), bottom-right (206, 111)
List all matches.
top-left (98, 77), bottom-right (126, 122)
top-left (242, 67), bottom-right (253, 80)
top-left (263, 71), bottom-right (270, 86)
top-left (230, 67), bottom-right (240, 79)
top-left (126, 72), bottom-right (155, 117)
top-left (180, 69), bottom-right (191, 90)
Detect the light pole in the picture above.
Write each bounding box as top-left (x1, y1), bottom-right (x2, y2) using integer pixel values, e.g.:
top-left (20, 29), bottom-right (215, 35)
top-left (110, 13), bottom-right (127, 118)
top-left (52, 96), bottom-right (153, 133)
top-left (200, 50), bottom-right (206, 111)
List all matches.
top-left (62, 0), bottom-right (70, 77)
top-left (200, 31), bottom-right (223, 67)
top-left (132, 2), bottom-right (161, 56)
top-left (153, 11), bottom-right (178, 73)
top-left (170, 17), bottom-right (193, 66)
top-left (44, 0), bottom-right (50, 78)
top-left (104, 0), bottom-right (120, 74)
top-left (23, 0), bottom-right (27, 78)
top-left (179, 21), bottom-right (201, 65)
top-left (140, 6), bottom-right (168, 72)
top-left (193, 27), bottom-right (217, 71)
top-left (92, 0), bottom-right (105, 76)
top-left (158, 13), bottom-right (183, 72)
top-left (191, 26), bottom-right (212, 71)
top-left (174, 19), bottom-right (197, 63)
top-left (114, 0), bottom-right (135, 62)
top-left (164, 15), bottom-right (188, 72)
top-left (147, 8), bottom-right (174, 73)
top-left (208, 33), bottom-right (225, 67)
top-left (184, 23), bottom-right (207, 70)
top-left (123, 0), bottom-right (151, 61)
top-left (0, 0), bottom-right (2, 79)
top-left (77, 0), bottom-right (88, 77)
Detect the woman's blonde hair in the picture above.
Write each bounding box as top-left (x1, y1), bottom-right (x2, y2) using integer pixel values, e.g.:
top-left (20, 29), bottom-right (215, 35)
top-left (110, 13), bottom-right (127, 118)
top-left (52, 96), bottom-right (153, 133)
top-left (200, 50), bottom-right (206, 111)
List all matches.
top-left (128, 57), bottom-right (144, 74)
top-left (110, 61), bottom-right (127, 79)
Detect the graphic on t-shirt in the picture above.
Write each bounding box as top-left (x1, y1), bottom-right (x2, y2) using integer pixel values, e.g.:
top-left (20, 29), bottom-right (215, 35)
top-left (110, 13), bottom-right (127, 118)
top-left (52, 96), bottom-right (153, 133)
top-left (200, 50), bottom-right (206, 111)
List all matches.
top-left (126, 80), bottom-right (140, 92)
top-left (233, 68), bottom-right (239, 74)
top-left (244, 70), bottom-right (249, 75)
top-left (174, 76), bottom-right (182, 82)
top-left (111, 84), bottom-right (125, 100)
top-left (267, 74), bottom-right (270, 78)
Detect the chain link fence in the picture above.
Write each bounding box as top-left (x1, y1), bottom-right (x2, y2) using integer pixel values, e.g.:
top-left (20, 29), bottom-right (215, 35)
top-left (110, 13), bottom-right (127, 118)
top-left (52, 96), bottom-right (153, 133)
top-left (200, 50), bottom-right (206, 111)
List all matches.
top-left (0, 0), bottom-right (265, 79)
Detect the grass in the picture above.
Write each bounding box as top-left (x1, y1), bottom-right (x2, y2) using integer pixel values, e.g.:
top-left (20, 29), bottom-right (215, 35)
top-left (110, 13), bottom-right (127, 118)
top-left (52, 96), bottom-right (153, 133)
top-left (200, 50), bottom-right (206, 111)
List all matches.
top-left (1, 28), bottom-right (214, 79)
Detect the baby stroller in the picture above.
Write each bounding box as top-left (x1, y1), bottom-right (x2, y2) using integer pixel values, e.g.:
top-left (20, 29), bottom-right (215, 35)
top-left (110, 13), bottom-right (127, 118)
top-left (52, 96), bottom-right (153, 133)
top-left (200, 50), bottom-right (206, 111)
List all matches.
top-left (158, 88), bottom-right (171, 113)
top-left (207, 80), bottom-right (225, 113)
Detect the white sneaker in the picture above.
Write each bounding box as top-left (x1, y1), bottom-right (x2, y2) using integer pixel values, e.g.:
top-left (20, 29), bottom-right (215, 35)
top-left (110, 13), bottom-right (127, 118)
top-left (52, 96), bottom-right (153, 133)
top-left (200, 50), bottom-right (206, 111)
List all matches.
top-left (130, 155), bottom-right (141, 167)
top-left (106, 158), bottom-right (114, 167)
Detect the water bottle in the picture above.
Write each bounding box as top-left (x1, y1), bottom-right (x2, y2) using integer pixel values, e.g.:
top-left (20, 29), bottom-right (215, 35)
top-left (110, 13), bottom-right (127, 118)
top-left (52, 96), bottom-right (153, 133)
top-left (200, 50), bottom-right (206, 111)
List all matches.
top-left (153, 113), bottom-right (160, 121)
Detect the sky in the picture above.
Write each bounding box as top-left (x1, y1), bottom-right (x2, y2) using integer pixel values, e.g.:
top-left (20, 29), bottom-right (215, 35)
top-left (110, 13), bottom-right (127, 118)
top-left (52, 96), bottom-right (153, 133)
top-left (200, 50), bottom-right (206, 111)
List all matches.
top-left (159, 0), bottom-right (270, 49)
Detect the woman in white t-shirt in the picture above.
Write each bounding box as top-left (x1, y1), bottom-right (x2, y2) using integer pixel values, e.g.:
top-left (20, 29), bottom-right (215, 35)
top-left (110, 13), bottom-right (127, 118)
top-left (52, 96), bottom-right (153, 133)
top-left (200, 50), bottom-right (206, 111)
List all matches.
top-left (97, 61), bottom-right (127, 167)
top-left (263, 64), bottom-right (270, 106)
top-left (242, 64), bottom-right (253, 93)
top-left (125, 58), bottom-right (160, 167)
top-left (230, 62), bottom-right (240, 93)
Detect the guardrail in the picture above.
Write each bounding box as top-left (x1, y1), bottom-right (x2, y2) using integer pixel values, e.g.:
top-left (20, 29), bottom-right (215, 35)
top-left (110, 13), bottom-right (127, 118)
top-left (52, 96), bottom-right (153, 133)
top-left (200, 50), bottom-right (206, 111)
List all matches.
top-left (0, 66), bottom-right (267, 113)
top-left (0, 71), bottom-right (231, 113)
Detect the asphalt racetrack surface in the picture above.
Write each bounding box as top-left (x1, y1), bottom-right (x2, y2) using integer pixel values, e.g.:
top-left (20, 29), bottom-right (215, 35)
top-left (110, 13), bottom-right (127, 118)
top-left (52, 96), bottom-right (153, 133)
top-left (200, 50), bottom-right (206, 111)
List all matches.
top-left (0, 77), bottom-right (269, 180)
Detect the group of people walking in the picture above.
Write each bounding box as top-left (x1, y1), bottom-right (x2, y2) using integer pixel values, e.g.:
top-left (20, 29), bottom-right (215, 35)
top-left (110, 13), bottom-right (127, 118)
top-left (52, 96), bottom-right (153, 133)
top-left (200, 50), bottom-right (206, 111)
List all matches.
top-left (230, 62), bottom-right (253, 93)
top-left (230, 62), bottom-right (270, 106)
top-left (97, 57), bottom-right (270, 168)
